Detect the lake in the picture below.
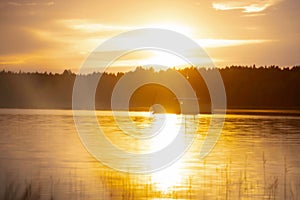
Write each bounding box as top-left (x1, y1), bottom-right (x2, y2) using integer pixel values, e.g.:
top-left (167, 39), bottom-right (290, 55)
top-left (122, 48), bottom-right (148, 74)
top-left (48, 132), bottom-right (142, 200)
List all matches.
top-left (0, 109), bottom-right (299, 199)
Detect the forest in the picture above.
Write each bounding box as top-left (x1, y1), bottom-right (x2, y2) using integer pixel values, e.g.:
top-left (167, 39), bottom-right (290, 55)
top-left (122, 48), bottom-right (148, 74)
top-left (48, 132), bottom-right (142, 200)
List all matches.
top-left (0, 65), bottom-right (299, 113)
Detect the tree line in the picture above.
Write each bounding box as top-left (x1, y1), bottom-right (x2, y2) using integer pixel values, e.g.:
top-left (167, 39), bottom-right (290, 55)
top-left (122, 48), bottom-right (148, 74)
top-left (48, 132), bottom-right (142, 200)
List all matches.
top-left (0, 65), bottom-right (299, 113)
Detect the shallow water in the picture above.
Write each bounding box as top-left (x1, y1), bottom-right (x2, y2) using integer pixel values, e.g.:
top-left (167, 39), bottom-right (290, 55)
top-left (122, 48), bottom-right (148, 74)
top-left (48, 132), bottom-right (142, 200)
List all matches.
top-left (0, 109), bottom-right (299, 199)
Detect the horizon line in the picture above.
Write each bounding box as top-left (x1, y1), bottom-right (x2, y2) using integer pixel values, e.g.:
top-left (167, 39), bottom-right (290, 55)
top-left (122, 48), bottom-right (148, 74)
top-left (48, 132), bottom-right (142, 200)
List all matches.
top-left (1, 64), bottom-right (300, 75)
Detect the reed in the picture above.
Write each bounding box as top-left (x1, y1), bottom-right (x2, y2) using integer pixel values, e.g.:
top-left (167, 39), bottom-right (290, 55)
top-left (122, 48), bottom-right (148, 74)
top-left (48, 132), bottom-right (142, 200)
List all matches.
top-left (1, 154), bottom-right (299, 199)
top-left (2, 181), bottom-right (42, 200)
top-left (262, 151), bottom-right (267, 196)
top-left (284, 156), bottom-right (287, 200)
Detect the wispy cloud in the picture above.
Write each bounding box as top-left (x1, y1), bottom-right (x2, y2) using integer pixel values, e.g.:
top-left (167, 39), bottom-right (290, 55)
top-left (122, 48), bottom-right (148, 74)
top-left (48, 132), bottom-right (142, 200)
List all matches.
top-left (0, 57), bottom-right (25, 65)
top-left (197, 39), bottom-right (271, 48)
top-left (62, 19), bottom-right (192, 36)
top-left (212, 0), bottom-right (282, 13)
top-left (7, 1), bottom-right (21, 6)
top-left (60, 19), bottom-right (272, 51)
top-left (8, 1), bottom-right (54, 7)
top-left (65, 20), bottom-right (132, 33)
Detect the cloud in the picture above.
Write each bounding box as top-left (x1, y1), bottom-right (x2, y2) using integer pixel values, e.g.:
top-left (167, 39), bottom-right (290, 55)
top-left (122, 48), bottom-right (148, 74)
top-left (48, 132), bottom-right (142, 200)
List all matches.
top-left (196, 39), bottom-right (271, 48)
top-left (0, 56), bottom-right (25, 65)
top-left (7, 1), bottom-right (21, 6)
top-left (62, 19), bottom-right (192, 36)
top-left (7, 1), bottom-right (54, 7)
top-left (64, 20), bottom-right (132, 33)
top-left (212, 0), bottom-right (282, 13)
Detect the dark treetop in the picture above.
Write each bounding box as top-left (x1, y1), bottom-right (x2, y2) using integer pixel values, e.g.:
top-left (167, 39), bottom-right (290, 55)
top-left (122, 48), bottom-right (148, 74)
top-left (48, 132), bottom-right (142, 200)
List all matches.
top-left (0, 66), bottom-right (299, 113)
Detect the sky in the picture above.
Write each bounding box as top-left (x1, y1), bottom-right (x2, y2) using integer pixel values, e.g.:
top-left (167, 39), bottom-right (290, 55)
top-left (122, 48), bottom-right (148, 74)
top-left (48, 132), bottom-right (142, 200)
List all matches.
top-left (0, 0), bottom-right (299, 72)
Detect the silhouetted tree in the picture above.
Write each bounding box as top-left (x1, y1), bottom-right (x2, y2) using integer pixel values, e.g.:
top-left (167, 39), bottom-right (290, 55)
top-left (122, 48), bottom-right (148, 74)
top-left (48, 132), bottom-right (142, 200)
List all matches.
top-left (0, 66), bottom-right (299, 112)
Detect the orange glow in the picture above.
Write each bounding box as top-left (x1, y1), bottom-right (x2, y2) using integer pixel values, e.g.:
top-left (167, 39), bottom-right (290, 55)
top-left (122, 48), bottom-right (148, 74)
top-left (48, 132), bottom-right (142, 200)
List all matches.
top-left (0, 0), bottom-right (298, 71)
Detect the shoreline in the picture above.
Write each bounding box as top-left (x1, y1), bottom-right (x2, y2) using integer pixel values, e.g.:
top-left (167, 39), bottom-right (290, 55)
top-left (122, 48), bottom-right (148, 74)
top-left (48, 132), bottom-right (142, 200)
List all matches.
top-left (0, 107), bottom-right (300, 116)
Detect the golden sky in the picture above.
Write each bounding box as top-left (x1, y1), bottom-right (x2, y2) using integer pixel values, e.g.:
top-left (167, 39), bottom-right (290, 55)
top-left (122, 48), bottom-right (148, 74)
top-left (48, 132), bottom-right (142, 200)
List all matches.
top-left (0, 0), bottom-right (299, 72)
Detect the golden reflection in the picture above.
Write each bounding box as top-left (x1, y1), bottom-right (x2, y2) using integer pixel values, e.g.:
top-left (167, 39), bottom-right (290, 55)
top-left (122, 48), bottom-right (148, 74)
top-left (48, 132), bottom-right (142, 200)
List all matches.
top-left (152, 161), bottom-right (183, 192)
top-left (150, 114), bottom-right (185, 192)
top-left (150, 114), bottom-right (182, 151)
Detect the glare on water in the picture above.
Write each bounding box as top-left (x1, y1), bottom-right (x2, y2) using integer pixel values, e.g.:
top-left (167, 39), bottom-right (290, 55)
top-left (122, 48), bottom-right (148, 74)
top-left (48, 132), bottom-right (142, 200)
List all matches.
top-left (0, 109), bottom-right (299, 199)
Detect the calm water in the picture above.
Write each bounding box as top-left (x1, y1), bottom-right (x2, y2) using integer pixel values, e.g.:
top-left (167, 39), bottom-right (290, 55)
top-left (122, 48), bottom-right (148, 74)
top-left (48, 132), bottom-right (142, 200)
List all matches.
top-left (0, 109), bottom-right (299, 199)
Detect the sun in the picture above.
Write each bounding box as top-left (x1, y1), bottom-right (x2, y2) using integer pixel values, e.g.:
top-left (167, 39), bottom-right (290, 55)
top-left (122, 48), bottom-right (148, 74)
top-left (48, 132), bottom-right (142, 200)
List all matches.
top-left (91, 22), bottom-right (195, 70)
top-left (140, 22), bottom-right (193, 68)
top-left (140, 50), bottom-right (188, 68)
top-left (110, 49), bottom-right (190, 70)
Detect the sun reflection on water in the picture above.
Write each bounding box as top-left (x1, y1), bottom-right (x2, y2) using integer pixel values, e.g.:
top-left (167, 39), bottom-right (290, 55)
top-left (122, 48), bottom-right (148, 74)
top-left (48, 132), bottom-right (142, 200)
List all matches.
top-left (150, 114), bottom-right (182, 151)
top-left (150, 114), bottom-right (185, 192)
top-left (152, 161), bottom-right (183, 192)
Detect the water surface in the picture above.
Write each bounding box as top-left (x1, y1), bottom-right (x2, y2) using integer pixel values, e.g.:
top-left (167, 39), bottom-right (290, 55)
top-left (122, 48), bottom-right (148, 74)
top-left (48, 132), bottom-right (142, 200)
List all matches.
top-left (0, 109), bottom-right (299, 199)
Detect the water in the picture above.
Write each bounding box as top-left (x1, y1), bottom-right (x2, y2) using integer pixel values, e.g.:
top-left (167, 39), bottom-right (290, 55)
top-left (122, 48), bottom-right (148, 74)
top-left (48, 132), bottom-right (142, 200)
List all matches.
top-left (0, 109), bottom-right (299, 199)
